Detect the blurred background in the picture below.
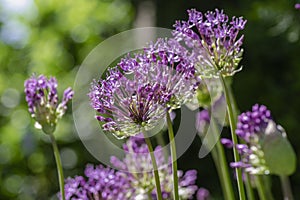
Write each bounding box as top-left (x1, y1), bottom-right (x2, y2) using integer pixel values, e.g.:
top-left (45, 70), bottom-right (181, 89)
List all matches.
top-left (0, 0), bottom-right (300, 199)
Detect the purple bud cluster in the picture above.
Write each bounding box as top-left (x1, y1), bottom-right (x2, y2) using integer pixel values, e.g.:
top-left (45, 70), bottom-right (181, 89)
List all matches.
top-left (173, 9), bottom-right (246, 77)
top-left (24, 74), bottom-right (73, 132)
top-left (222, 104), bottom-right (273, 174)
top-left (236, 104), bottom-right (272, 142)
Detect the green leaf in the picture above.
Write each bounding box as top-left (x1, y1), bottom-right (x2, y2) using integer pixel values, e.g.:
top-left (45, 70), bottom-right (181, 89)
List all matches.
top-left (262, 121), bottom-right (296, 176)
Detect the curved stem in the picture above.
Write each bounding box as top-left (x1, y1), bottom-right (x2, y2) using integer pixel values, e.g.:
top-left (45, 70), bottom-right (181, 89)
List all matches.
top-left (166, 112), bottom-right (179, 200)
top-left (220, 75), bottom-right (246, 200)
top-left (143, 134), bottom-right (163, 200)
top-left (49, 133), bottom-right (65, 200)
top-left (280, 175), bottom-right (294, 200)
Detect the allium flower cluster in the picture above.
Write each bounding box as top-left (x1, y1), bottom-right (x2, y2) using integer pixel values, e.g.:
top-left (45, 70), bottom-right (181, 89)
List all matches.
top-left (24, 74), bottom-right (73, 134)
top-left (63, 165), bottom-right (133, 200)
top-left (62, 135), bottom-right (203, 200)
top-left (112, 135), bottom-right (199, 199)
top-left (89, 39), bottom-right (199, 138)
top-left (173, 9), bottom-right (246, 77)
top-left (222, 104), bottom-right (272, 174)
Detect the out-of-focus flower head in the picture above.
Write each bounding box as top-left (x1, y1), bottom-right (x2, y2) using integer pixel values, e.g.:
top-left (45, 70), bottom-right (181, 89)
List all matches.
top-left (111, 134), bottom-right (199, 199)
top-left (295, 3), bottom-right (300, 9)
top-left (62, 164), bottom-right (134, 200)
top-left (24, 74), bottom-right (73, 134)
top-left (89, 39), bottom-right (199, 138)
top-left (173, 8), bottom-right (246, 77)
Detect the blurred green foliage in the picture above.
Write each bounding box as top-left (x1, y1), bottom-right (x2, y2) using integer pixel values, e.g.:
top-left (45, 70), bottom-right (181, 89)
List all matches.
top-left (0, 0), bottom-right (134, 199)
top-left (1, 0), bottom-right (300, 199)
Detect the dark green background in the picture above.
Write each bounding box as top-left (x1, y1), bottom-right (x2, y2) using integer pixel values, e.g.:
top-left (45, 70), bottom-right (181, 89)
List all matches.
top-left (0, 0), bottom-right (299, 199)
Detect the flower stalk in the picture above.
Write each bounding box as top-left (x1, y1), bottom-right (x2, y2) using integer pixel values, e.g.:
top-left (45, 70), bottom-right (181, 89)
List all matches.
top-left (210, 115), bottom-right (235, 200)
top-left (280, 175), bottom-right (294, 200)
top-left (244, 173), bottom-right (255, 200)
top-left (143, 133), bottom-right (163, 200)
top-left (49, 132), bottom-right (65, 200)
top-left (220, 75), bottom-right (246, 200)
top-left (166, 111), bottom-right (179, 200)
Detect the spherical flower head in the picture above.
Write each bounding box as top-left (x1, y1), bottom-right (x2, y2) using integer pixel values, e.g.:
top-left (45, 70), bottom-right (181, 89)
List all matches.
top-left (295, 3), bottom-right (300, 10)
top-left (111, 135), bottom-right (199, 199)
top-left (89, 67), bottom-right (167, 138)
top-left (236, 104), bottom-right (272, 142)
top-left (24, 74), bottom-right (73, 134)
top-left (129, 38), bottom-right (199, 109)
top-left (89, 39), bottom-right (199, 138)
top-left (173, 8), bottom-right (247, 77)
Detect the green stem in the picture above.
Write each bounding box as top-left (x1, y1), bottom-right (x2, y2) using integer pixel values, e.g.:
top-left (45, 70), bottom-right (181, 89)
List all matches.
top-left (156, 131), bottom-right (168, 160)
top-left (143, 134), bottom-right (163, 200)
top-left (210, 117), bottom-right (235, 200)
top-left (220, 75), bottom-right (246, 200)
top-left (166, 112), bottom-right (179, 200)
top-left (49, 133), bottom-right (65, 200)
top-left (255, 175), bottom-right (269, 200)
top-left (245, 173), bottom-right (255, 200)
top-left (280, 175), bottom-right (294, 200)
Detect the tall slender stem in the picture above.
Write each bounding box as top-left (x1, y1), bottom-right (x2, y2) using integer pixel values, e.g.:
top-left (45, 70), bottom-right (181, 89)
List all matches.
top-left (244, 173), bottom-right (255, 200)
top-left (49, 133), bottom-right (65, 200)
top-left (166, 112), bottom-right (179, 200)
top-left (210, 117), bottom-right (235, 200)
top-left (255, 175), bottom-right (274, 200)
top-left (143, 133), bottom-right (163, 200)
top-left (255, 175), bottom-right (268, 200)
top-left (220, 75), bottom-right (246, 200)
top-left (280, 175), bottom-right (294, 200)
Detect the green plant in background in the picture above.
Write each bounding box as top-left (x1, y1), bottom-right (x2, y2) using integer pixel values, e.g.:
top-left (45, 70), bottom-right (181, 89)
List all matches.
top-left (0, 0), bottom-right (134, 199)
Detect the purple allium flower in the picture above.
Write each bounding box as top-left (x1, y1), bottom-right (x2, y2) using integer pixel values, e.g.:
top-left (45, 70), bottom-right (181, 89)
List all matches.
top-left (236, 104), bottom-right (272, 142)
top-left (222, 104), bottom-right (274, 174)
top-left (24, 74), bottom-right (73, 134)
top-left (89, 39), bottom-right (199, 138)
top-left (173, 9), bottom-right (246, 77)
top-left (295, 3), bottom-right (300, 9)
top-left (111, 135), bottom-right (199, 199)
top-left (89, 67), bottom-right (167, 138)
top-left (61, 164), bottom-right (133, 200)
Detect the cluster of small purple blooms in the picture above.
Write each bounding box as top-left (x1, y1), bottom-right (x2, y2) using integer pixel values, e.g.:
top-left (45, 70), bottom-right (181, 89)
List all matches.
top-left (24, 74), bottom-right (74, 134)
top-left (89, 38), bottom-right (199, 138)
top-left (221, 104), bottom-right (276, 175)
top-left (63, 135), bottom-right (208, 200)
top-left (173, 8), bottom-right (246, 78)
top-left (87, 8), bottom-right (248, 200)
